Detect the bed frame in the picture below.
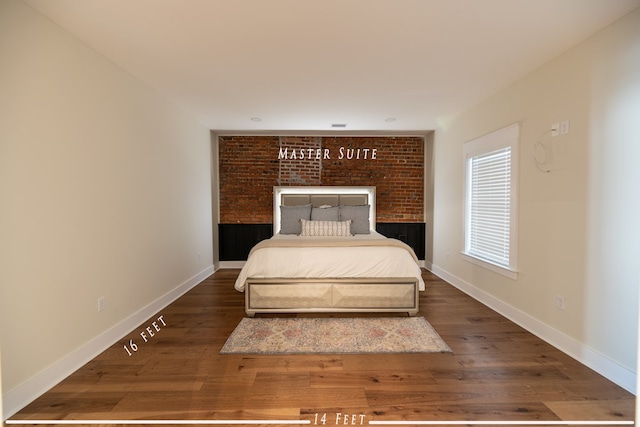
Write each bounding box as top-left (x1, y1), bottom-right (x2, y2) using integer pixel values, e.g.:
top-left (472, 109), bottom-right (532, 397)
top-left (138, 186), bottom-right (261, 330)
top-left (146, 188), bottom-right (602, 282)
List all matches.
top-left (245, 186), bottom-right (420, 317)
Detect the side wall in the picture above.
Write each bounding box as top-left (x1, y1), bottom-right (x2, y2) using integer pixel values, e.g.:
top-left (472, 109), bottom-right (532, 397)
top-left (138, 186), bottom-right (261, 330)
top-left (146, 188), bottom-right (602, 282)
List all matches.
top-left (0, 0), bottom-right (214, 417)
top-left (432, 8), bottom-right (640, 392)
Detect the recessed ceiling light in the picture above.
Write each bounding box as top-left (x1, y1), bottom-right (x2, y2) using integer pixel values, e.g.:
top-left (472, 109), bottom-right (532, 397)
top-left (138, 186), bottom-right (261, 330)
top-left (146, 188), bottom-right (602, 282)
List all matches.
top-left (385, 117), bottom-right (397, 122)
top-left (250, 117), bottom-right (262, 122)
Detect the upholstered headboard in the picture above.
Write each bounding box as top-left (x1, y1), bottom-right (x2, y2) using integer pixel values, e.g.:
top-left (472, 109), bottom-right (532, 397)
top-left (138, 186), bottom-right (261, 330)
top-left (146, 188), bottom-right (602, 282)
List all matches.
top-left (273, 186), bottom-right (376, 235)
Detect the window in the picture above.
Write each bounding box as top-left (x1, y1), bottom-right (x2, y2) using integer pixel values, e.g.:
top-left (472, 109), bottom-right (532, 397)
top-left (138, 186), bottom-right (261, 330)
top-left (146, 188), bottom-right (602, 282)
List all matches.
top-left (463, 123), bottom-right (519, 279)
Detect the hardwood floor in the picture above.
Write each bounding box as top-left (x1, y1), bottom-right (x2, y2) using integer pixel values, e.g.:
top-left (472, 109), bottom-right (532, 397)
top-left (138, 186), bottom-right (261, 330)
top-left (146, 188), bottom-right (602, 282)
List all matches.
top-left (11, 269), bottom-right (635, 425)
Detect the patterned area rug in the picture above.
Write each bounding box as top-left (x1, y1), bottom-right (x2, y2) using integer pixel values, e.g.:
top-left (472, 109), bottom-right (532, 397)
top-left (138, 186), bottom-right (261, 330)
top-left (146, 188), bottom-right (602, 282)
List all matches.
top-left (220, 316), bottom-right (451, 354)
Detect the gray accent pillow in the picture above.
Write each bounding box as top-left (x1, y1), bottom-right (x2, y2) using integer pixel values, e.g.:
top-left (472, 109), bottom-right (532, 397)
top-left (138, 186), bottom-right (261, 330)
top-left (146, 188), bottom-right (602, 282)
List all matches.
top-left (339, 205), bottom-right (370, 234)
top-left (311, 206), bottom-right (339, 221)
top-left (280, 204), bottom-right (312, 234)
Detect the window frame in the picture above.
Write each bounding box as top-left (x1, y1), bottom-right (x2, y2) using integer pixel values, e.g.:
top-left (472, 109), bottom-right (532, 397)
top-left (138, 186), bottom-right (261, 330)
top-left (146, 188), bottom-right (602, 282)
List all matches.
top-left (462, 123), bottom-right (520, 279)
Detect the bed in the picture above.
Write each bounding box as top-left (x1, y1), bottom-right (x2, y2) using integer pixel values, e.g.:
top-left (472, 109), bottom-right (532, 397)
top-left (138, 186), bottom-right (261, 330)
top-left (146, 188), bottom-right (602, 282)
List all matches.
top-left (234, 186), bottom-right (424, 317)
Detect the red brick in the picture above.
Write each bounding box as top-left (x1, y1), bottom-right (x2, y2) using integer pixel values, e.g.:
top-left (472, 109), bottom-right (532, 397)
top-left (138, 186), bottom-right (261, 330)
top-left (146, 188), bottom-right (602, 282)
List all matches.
top-left (218, 136), bottom-right (424, 223)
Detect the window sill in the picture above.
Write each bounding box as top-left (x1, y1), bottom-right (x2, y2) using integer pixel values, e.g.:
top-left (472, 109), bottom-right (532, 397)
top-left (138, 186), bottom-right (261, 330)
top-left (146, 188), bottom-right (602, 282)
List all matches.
top-left (461, 252), bottom-right (518, 280)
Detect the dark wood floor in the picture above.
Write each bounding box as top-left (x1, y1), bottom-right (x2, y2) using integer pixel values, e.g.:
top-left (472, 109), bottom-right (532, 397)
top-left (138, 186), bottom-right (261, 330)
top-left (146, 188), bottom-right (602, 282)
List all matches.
top-left (11, 269), bottom-right (635, 425)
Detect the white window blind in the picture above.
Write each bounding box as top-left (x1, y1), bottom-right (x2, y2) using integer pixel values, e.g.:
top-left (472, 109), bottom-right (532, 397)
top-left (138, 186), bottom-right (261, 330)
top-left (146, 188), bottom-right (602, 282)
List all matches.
top-left (463, 122), bottom-right (519, 278)
top-left (467, 147), bottom-right (512, 267)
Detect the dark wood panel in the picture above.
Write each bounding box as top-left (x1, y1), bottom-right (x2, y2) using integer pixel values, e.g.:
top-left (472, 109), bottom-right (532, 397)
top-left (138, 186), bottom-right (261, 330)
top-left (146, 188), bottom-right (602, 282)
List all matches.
top-left (219, 223), bottom-right (273, 261)
top-left (220, 223), bottom-right (426, 260)
top-left (376, 222), bottom-right (425, 259)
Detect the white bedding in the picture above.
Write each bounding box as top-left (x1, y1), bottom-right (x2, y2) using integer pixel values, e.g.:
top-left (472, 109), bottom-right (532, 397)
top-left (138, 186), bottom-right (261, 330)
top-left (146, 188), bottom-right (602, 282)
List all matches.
top-left (234, 231), bottom-right (425, 291)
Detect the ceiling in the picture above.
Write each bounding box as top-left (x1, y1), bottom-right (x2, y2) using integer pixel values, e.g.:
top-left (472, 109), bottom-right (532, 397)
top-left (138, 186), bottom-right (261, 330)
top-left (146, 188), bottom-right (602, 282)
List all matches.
top-left (24, 0), bottom-right (640, 132)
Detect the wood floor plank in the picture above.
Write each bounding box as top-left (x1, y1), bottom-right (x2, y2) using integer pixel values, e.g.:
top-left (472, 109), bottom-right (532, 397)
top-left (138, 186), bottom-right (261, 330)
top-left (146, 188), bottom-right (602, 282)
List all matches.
top-left (235, 355), bottom-right (345, 372)
top-left (309, 371), bottom-right (438, 389)
top-left (545, 399), bottom-right (635, 422)
top-left (367, 402), bottom-right (562, 423)
top-left (245, 386), bottom-right (369, 410)
top-left (365, 382), bottom-right (574, 408)
top-left (340, 352), bottom-right (455, 372)
top-left (17, 392), bottom-right (128, 417)
top-left (9, 268), bottom-right (635, 424)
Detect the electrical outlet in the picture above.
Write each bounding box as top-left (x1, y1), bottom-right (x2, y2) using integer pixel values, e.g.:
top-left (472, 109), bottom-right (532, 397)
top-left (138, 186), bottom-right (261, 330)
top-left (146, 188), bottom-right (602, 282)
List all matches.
top-left (98, 297), bottom-right (106, 312)
top-left (560, 120), bottom-right (570, 135)
top-left (555, 295), bottom-right (565, 310)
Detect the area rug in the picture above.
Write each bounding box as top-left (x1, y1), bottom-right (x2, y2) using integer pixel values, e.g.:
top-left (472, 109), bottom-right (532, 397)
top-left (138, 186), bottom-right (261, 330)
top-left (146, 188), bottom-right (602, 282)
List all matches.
top-left (220, 316), bottom-right (451, 354)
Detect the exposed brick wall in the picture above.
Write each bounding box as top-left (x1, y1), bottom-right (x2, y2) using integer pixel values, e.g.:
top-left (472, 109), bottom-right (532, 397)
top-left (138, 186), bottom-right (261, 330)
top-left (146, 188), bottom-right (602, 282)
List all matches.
top-left (278, 136), bottom-right (322, 185)
top-left (218, 136), bottom-right (280, 223)
top-left (218, 135), bottom-right (424, 223)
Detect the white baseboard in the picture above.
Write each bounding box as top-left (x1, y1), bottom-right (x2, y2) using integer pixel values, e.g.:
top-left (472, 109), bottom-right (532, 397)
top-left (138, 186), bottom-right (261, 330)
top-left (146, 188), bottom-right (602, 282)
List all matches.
top-left (219, 261), bottom-right (246, 269)
top-left (430, 264), bottom-right (637, 395)
top-left (2, 265), bottom-right (215, 421)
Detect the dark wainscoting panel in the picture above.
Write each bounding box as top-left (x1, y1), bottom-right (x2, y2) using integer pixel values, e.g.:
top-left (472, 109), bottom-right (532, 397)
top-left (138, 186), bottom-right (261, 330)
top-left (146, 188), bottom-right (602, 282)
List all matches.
top-left (219, 222), bottom-right (425, 261)
top-left (219, 224), bottom-right (273, 261)
top-left (376, 222), bottom-right (426, 260)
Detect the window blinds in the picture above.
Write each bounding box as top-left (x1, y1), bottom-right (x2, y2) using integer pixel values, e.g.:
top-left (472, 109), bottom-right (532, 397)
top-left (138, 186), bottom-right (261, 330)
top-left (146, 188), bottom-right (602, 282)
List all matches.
top-left (467, 147), bottom-right (512, 267)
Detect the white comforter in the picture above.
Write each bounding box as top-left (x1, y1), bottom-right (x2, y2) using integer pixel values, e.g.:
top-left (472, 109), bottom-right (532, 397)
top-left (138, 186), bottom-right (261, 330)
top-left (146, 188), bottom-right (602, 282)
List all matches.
top-left (234, 232), bottom-right (425, 291)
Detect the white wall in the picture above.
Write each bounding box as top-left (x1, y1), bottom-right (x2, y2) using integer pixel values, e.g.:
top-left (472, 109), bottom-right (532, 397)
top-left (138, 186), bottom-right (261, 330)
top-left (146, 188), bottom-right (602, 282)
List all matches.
top-left (432, 8), bottom-right (640, 392)
top-left (0, 0), bottom-right (214, 417)
top-left (0, 346), bottom-right (3, 425)
top-left (423, 131), bottom-right (435, 269)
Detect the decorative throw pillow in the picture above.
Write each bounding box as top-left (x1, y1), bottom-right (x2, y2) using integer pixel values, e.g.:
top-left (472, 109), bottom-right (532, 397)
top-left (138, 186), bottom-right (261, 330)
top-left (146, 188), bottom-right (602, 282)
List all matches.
top-left (280, 204), bottom-right (311, 234)
top-left (300, 219), bottom-right (352, 237)
top-left (339, 205), bottom-right (370, 234)
top-left (311, 205), bottom-right (339, 221)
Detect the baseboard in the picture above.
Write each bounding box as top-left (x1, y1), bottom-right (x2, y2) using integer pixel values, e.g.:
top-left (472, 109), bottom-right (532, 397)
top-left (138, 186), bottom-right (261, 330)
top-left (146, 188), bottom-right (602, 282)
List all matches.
top-left (219, 261), bottom-right (246, 269)
top-left (2, 265), bottom-right (215, 421)
top-left (430, 264), bottom-right (637, 395)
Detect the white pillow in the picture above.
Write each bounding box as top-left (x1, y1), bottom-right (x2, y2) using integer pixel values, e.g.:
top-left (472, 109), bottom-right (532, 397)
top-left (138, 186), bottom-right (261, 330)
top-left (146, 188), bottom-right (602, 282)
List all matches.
top-left (300, 219), bottom-right (352, 237)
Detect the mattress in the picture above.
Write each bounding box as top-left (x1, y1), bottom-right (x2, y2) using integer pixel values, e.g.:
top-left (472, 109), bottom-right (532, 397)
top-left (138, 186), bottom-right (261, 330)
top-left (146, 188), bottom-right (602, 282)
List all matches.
top-left (234, 231), bottom-right (425, 292)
